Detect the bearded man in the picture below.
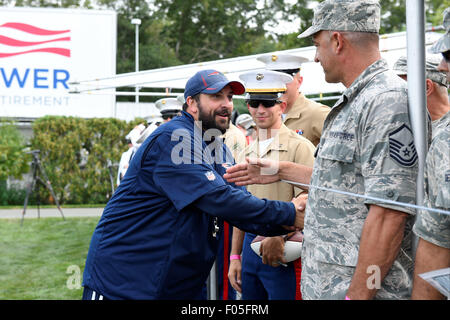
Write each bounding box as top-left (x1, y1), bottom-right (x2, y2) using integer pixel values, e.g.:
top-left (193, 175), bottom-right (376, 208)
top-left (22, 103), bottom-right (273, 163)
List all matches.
top-left (81, 69), bottom-right (306, 300)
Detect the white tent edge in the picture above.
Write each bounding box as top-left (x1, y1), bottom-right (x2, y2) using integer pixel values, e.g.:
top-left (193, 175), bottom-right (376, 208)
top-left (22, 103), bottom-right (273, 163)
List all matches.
top-left (69, 30), bottom-right (443, 98)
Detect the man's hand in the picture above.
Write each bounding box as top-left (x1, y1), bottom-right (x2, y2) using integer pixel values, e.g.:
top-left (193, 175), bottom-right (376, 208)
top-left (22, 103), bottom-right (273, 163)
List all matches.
top-left (260, 236), bottom-right (286, 267)
top-left (224, 157), bottom-right (281, 186)
top-left (292, 193), bottom-right (308, 230)
top-left (228, 259), bottom-right (242, 293)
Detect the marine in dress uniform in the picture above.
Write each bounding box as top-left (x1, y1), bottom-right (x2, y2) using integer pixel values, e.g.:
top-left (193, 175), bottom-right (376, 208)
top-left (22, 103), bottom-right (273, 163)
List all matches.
top-left (228, 70), bottom-right (316, 300)
top-left (257, 53), bottom-right (330, 146)
top-left (216, 121), bottom-right (247, 300)
top-left (82, 69), bottom-right (301, 300)
top-left (155, 96), bottom-right (183, 122)
top-left (116, 124), bottom-right (146, 186)
top-left (297, 0), bottom-right (419, 299)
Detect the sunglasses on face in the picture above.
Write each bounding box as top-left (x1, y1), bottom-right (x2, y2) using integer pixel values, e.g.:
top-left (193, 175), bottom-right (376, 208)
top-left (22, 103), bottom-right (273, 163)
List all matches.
top-left (246, 100), bottom-right (282, 108)
top-left (443, 51), bottom-right (450, 63)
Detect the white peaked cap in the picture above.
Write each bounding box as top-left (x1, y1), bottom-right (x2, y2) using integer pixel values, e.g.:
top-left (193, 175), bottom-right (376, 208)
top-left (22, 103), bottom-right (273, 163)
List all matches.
top-left (239, 69), bottom-right (293, 99)
top-left (126, 124), bottom-right (146, 146)
top-left (257, 53), bottom-right (309, 70)
top-left (155, 97), bottom-right (183, 113)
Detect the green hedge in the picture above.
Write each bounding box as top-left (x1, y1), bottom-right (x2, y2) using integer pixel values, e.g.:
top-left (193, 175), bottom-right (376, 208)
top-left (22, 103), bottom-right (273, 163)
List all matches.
top-left (29, 116), bottom-right (145, 205)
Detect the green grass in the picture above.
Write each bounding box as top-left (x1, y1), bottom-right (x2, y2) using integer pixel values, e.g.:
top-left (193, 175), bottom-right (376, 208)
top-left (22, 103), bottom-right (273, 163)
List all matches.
top-left (0, 204), bottom-right (105, 209)
top-left (0, 217), bottom-right (99, 300)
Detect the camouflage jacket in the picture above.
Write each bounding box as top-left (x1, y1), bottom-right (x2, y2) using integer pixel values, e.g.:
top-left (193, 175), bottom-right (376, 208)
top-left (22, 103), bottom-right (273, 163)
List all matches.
top-left (413, 116), bottom-right (450, 249)
top-left (432, 110), bottom-right (450, 140)
top-left (302, 59), bottom-right (418, 299)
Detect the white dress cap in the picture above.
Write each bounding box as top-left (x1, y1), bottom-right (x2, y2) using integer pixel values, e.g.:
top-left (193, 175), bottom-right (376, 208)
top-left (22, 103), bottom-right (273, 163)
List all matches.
top-left (239, 69), bottom-right (293, 94)
top-left (257, 53), bottom-right (309, 71)
top-left (155, 97), bottom-right (183, 113)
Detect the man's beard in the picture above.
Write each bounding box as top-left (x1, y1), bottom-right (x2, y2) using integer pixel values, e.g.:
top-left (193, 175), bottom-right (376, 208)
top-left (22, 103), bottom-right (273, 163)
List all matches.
top-left (197, 101), bottom-right (231, 134)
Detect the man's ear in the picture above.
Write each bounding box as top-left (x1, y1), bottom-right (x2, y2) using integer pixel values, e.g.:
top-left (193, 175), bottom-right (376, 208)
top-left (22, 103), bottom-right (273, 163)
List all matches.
top-left (297, 75), bottom-right (304, 88)
top-left (331, 31), bottom-right (344, 54)
top-left (186, 96), bottom-right (198, 114)
top-left (425, 79), bottom-right (434, 97)
top-left (279, 101), bottom-right (288, 114)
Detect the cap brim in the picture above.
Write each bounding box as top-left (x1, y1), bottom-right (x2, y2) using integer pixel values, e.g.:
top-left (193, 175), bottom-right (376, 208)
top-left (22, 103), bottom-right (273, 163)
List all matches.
top-left (429, 36), bottom-right (450, 54)
top-left (394, 70), bottom-right (407, 76)
top-left (297, 25), bottom-right (320, 39)
top-left (201, 80), bottom-right (245, 96)
top-left (245, 93), bottom-right (281, 100)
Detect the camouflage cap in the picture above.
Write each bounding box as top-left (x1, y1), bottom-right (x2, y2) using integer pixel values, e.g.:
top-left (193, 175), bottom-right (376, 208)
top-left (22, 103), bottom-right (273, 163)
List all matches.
top-left (393, 56), bottom-right (408, 76)
top-left (298, 0), bottom-right (381, 39)
top-left (393, 55), bottom-right (448, 87)
top-left (430, 7), bottom-right (450, 54)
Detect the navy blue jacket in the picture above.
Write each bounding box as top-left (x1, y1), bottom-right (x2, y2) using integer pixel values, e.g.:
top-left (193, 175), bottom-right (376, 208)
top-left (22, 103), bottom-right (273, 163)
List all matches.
top-left (82, 111), bottom-right (295, 299)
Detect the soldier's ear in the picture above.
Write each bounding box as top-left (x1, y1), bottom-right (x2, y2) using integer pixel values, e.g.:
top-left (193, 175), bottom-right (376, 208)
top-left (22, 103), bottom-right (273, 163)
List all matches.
top-left (425, 79), bottom-right (434, 97)
top-left (330, 31), bottom-right (344, 54)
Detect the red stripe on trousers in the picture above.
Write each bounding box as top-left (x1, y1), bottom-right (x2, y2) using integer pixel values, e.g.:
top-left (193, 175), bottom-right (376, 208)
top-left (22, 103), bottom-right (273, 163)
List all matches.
top-left (293, 258), bottom-right (302, 300)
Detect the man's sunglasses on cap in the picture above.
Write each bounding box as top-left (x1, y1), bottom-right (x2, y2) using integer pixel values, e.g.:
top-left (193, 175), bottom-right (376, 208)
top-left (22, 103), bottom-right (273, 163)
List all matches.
top-left (246, 100), bottom-right (282, 108)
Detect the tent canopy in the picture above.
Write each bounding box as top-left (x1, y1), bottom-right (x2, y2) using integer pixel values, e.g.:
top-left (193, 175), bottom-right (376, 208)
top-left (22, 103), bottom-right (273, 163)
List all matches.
top-left (69, 31), bottom-right (443, 97)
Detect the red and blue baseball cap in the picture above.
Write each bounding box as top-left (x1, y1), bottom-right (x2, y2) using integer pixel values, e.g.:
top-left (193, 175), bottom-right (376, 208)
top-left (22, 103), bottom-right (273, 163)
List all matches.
top-left (184, 69), bottom-right (245, 100)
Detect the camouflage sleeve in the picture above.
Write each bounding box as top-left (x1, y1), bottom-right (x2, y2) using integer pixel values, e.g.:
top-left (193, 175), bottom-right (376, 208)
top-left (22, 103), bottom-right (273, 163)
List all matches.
top-left (413, 127), bottom-right (450, 248)
top-left (360, 90), bottom-right (418, 215)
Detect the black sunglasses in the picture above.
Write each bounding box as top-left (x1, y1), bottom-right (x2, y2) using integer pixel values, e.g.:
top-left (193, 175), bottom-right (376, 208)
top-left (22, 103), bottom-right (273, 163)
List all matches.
top-left (246, 100), bottom-right (282, 108)
top-left (443, 51), bottom-right (450, 63)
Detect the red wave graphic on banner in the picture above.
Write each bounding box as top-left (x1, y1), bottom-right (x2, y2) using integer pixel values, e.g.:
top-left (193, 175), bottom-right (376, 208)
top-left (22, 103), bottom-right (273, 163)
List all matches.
top-left (0, 35), bottom-right (71, 47)
top-left (0, 47), bottom-right (70, 58)
top-left (0, 22), bottom-right (70, 35)
top-left (0, 22), bottom-right (70, 58)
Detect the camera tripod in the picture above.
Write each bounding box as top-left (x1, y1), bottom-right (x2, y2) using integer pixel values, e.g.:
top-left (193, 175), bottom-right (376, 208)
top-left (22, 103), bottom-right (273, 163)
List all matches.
top-left (21, 150), bottom-right (65, 226)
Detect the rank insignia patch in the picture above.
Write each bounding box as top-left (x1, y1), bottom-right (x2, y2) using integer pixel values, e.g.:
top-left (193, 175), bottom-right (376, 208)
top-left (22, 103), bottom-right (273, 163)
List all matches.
top-left (389, 124), bottom-right (418, 167)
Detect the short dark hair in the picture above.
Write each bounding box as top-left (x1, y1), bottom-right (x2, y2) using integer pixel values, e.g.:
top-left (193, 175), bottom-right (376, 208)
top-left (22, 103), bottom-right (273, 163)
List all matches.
top-left (182, 93), bottom-right (200, 111)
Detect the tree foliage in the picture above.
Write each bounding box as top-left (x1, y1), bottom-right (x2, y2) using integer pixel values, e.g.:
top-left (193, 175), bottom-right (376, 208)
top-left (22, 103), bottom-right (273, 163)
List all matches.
top-left (30, 116), bottom-right (144, 204)
top-left (0, 120), bottom-right (29, 181)
top-left (0, 0), bottom-right (445, 73)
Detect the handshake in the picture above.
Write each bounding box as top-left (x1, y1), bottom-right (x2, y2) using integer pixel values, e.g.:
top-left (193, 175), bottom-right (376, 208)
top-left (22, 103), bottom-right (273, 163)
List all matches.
top-left (223, 157), bottom-right (311, 232)
top-left (286, 193), bottom-right (308, 231)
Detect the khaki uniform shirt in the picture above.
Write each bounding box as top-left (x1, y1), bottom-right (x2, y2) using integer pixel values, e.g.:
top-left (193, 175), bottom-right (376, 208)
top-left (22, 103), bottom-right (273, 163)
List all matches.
top-left (283, 93), bottom-right (330, 146)
top-left (413, 116), bottom-right (450, 249)
top-left (224, 123), bottom-right (247, 162)
top-left (302, 59), bottom-right (418, 300)
top-left (243, 124), bottom-right (315, 202)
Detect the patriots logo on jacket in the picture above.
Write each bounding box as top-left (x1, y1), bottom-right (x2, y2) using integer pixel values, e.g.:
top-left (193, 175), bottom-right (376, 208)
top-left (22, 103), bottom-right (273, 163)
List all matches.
top-left (205, 171), bottom-right (216, 181)
top-left (389, 124), bottom-right (417, 167)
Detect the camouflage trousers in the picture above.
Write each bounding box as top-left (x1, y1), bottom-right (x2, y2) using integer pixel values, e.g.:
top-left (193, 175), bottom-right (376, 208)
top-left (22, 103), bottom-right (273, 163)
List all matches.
top-left (300, 241), bottom-right (353, 300)
top-left (301, 240), bottom-right (413, 300)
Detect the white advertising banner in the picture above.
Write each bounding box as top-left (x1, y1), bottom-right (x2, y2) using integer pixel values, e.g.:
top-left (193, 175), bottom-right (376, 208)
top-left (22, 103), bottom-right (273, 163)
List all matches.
top-left (0, 7), bottom-right (116, 118)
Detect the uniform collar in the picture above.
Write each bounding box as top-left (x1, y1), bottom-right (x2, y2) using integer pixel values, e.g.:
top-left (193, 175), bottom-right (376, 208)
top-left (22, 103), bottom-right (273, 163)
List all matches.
top-left (335, 59), bottom-right (388, 108)
top-left (284, 92), bottom-right (307, 121)
top-left (434, 109), bottom-right (450, 128)
top-left (246, 124), bottom-right (291, 158)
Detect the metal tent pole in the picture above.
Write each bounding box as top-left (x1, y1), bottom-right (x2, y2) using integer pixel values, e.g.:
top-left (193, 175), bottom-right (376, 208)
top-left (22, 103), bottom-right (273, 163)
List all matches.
top-left (406, 1), bottom-right (427, 254)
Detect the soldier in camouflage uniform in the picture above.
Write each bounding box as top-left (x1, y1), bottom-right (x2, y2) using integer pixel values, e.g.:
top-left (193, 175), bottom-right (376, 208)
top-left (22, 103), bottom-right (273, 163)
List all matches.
top-left (434, 8), bottom-right (450, 82)
top-left (411, 8), bottom-right (450, 300)
top-left (297, 0), bottom-right (418, 300)
top-left (393, 56), bottom-right (449, 139)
